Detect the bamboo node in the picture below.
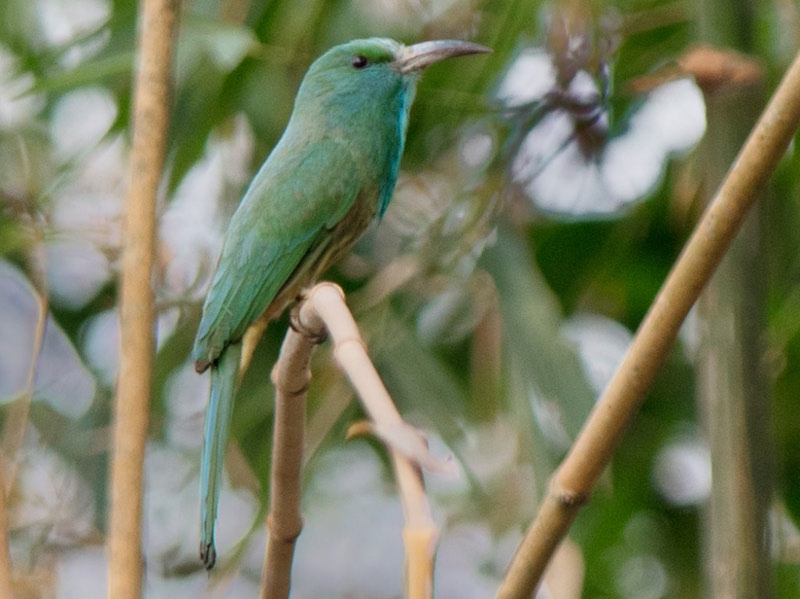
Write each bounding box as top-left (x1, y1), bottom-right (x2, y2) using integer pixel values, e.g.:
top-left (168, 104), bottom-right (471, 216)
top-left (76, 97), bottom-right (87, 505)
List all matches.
top-left (333, 335), bottom-right (368, 354)
top-left (267, 514), bottom-right (304, 542)
top-left (270, 367), bottom-right (311, 397)
top-left (549, 480), bottom-right (589, 508)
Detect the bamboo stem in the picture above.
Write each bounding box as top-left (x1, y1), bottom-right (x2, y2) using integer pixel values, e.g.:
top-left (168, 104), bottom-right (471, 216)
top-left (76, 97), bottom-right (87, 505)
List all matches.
top-left (258, 283), bottom-right (439, 599)
top-left (496, 48), bottom-right (800, 599)
top-left (695, 2), bottom-right (774, 596)
top-left (107, 0), bottom-right (178, 596)
top-left (302, 284), bottom-right (438, 599)
top-left (260, 323), bottom-right (313, 599)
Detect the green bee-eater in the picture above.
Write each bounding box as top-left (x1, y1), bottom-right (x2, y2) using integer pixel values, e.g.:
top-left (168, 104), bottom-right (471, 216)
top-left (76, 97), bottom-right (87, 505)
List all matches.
top-left (192, 37), bottom-right (489, 569)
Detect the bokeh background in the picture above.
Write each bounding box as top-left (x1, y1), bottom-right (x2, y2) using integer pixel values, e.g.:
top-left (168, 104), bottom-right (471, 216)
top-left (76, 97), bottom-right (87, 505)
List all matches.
top-left (2, 0), bottom-right (800, 597)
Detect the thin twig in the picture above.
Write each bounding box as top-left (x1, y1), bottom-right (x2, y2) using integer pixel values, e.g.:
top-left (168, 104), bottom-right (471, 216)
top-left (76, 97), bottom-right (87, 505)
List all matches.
top-left (0, 221), bottom-right (49, 599)
top-left (107, 0), bottom-right (178, 597)
top-left (0, 273), bottom-right (47, 599)
top-left (301, 283), bottom-right (439, 599)
top-left (496, 48), bottom-right (800, 599)
top-left (0, 461), bottom-right (14, 599)
top-left (2, 242), bottom-right (48, 494)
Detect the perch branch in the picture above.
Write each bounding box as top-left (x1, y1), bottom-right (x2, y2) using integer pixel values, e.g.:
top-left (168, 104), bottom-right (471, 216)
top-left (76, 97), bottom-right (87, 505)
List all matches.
top-left (107, 0), bottom-right (178, 597)
top-left (259, 283), bottom-right (442, 599)
top-left (301, 283), bottom-right (441, 599)
top-left (260, 315), bottom-right (315, 599)
top-left (496, 49), bottom-right (800, 598)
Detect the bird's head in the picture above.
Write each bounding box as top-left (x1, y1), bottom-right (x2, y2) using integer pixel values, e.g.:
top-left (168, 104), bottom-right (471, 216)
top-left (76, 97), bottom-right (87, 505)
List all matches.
top-left (292, 37), bottom-right (490, 126)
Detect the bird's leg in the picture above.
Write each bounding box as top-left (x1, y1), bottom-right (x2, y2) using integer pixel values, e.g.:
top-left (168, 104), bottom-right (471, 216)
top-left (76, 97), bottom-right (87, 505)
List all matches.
top-left (239, 315), bottom-right (270, 380)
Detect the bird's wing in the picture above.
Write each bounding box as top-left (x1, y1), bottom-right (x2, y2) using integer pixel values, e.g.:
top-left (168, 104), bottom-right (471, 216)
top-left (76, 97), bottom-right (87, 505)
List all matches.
top-left (192, 136), bottom-right (363, 368)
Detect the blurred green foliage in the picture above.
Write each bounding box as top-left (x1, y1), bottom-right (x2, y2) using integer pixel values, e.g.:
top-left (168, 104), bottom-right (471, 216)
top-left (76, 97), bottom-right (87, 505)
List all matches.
top-left (2, 0), bottom-right (800, 597)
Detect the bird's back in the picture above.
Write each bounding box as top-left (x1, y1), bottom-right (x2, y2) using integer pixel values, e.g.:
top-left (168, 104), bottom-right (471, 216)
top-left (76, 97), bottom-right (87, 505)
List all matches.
top-left (192, 119), bottom-right (405, 370)
top-left (192, 39), bottom-right (417, 370)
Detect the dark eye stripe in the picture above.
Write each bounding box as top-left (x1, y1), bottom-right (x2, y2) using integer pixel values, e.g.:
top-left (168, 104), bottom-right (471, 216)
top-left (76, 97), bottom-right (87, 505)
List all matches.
top-left (351, 55), bottom-right (369, 69)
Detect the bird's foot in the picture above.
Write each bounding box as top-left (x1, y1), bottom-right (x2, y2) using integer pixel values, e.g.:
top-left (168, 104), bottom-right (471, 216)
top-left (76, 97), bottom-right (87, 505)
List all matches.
top-left (200, 540), bottom-right (217, 570)
top-left (289, 303), bottom-right (328, 344)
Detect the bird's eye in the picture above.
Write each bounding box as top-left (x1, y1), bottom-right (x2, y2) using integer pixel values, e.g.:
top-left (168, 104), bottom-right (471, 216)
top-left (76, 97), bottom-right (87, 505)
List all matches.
top-left (351, 55), bottom-right (370, 69)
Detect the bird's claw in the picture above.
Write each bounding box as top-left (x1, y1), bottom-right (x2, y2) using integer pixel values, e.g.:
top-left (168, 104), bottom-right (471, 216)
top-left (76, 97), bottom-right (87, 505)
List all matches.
top-left (200, 540), bottom-right (217, 570)
top-left (289, 304), bottom-right (328, 344)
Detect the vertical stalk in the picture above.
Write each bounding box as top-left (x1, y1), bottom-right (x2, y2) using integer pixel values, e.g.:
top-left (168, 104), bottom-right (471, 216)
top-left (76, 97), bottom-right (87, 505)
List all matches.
top-left (0, 242), bottom-right (48, 599)
top-left (261, 326), bottom-right (311, 599)
top-left (696, 2), bottom-right (774, 595)
top-left (108, 0), bottom-right (178, 597)
top-left (2, 243), bottom-right (47, 494)
top-left (0, 462), bottom-right (14, 599)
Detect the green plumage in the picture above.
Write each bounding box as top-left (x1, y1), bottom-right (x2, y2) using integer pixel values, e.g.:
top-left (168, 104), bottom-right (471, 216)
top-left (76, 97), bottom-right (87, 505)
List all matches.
top-left (192, 37), bottom-right (489, 570)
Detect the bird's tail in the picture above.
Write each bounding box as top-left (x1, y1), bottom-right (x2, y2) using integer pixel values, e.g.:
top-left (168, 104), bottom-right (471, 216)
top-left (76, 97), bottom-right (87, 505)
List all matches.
top-left (199, 342), bottom-right (241, 570)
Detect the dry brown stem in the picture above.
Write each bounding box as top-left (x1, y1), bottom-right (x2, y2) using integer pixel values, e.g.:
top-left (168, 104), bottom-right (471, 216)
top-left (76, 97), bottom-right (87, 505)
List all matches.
top-left (2, 244), bottom-right (47, 496)
top-left (0, 245), bottom-right (48, 599)
top-left (0, 461), bottom-right (14, 599)
top-left (260, 317), bottom-right (314, 599)
top-left (107, 0), bottom-right (178, 597)
top-left (496, 49), bottom-right (800, 599)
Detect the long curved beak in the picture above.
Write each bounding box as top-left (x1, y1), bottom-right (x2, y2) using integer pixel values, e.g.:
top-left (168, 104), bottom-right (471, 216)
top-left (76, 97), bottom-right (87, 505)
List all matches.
top-left (392, 40), bottom-right (491, 74)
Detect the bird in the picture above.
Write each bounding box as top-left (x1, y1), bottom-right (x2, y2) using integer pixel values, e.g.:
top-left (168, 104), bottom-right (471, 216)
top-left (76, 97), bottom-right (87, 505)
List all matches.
top-left (191, 37), bottom-right (490, 569)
